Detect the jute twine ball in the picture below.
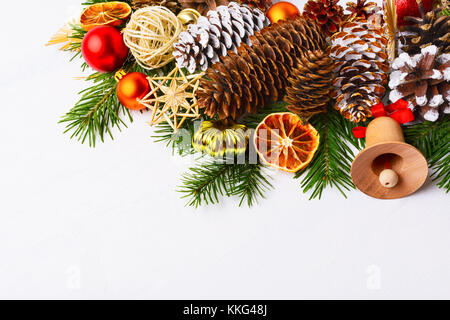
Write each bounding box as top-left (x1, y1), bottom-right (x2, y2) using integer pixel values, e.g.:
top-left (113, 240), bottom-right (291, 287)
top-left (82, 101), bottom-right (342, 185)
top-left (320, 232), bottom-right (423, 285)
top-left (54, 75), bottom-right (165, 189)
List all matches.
top-left (123, 6), bottom-right (182, 70)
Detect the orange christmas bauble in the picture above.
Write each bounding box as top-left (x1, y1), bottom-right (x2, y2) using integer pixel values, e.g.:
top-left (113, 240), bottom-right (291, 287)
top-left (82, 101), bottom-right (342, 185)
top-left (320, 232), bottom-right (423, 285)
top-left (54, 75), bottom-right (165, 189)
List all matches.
top-left (266, 2), bottom-right (300, 24)
top-left (116, 72), bottom-right (150, 110)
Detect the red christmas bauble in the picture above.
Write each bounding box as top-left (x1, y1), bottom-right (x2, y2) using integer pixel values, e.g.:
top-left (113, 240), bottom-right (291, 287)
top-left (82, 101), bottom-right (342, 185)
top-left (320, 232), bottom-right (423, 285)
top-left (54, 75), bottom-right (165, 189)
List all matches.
top-left (82, 26), bottom-right (129, 73)
top-left (395, 0), bottom-right (433, 26)
top-left (266, 2), bottom-right (300, 24)
top-left (116, 72), bottom-right (150, 110)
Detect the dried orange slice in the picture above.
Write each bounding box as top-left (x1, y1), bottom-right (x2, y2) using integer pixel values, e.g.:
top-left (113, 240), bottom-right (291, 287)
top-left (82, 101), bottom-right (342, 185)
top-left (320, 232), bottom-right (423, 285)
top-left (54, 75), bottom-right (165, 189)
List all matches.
top-left (254, 112), bottom-right (320, 173)
top-left (80, 2), bottom-right (132, 31)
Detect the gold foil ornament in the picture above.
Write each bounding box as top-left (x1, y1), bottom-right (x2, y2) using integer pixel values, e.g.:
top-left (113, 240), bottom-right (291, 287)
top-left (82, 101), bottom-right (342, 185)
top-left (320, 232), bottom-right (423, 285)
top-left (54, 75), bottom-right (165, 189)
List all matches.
top-left (193, 120), bottom-right (249, 158)
top-left (177, 8), bottom-right (201, 28)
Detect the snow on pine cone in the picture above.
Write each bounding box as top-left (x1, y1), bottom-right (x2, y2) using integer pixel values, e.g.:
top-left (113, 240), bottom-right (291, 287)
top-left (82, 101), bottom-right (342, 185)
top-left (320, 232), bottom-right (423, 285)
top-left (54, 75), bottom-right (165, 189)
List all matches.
top-left (399, 6), bottom-right (450, 56)
top-left (330, 16), bottom-right (389, 123)
top-left (173, 2), bottom-right (270, 73)
top-left (389, 45), bottom-right (450, 122)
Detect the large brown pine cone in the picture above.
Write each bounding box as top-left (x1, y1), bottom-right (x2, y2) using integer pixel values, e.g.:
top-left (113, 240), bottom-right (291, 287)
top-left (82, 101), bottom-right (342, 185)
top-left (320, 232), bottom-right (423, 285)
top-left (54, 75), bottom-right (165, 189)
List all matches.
top-left (389, 45), bottom-right (450, 122)
top-left (285, 50), bottom-right (334, 119)
top-left (400, 4), bottom-right (450, 55)
top-left (198, 17), bottom-right (327, 120)
top-left (330, 16), bottom-right (389, 123)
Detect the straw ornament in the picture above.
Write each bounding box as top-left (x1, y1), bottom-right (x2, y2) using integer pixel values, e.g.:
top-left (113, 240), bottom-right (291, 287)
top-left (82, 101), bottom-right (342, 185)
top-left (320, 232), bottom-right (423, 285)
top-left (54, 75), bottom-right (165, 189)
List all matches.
top-left (139, 66), bottom-right (205, 130)
top-left (384, 0), bottom-right (398, 60)
top-left (123, 6), bottom-right (183, 70)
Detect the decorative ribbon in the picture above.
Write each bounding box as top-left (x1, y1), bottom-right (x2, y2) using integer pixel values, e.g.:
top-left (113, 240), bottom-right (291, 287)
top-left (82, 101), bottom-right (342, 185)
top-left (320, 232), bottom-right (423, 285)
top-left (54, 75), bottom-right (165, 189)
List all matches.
top-left (352, 99), bottom-right (414, 139)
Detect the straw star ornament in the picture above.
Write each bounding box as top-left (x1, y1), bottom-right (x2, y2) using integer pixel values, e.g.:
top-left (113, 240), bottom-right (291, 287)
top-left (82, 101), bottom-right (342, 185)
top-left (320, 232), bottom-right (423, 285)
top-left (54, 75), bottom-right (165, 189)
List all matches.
top-left (139, 66), bottom-right (205, 130)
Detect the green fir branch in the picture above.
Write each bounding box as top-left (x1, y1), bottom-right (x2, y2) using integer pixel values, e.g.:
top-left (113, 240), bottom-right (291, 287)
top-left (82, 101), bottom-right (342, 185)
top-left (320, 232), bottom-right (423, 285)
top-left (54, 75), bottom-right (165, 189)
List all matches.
top-left (294, 107), bottom-right (363, 199)
top-left (230, 162), bottom-right (274, 207)
top-left (404, 116), bottom-right (450, 192)
top-left (179, 159), bottom-right (273, 208)
top-left (152, 121), bottom-right (196, 156)
top-left (240, 101), bottom-right (289, 128)
top-left (59, 72), bottom-right (132, 147)
top-left (179, 160), bottom-right (234, 207)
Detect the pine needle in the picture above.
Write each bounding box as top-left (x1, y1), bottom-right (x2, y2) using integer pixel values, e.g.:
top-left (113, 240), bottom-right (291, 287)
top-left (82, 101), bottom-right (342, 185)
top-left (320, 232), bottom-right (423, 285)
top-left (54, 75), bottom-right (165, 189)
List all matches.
top-left (59, 72), bottom-right (132, 147)
top-left (295, 107), bottom-right (366, 199)
top-left (179, 159), bottom-right (273, 208)
top-left (404, 116), bottom-right (450, 192)
top-left (152, 121), bottom-right (196, 156)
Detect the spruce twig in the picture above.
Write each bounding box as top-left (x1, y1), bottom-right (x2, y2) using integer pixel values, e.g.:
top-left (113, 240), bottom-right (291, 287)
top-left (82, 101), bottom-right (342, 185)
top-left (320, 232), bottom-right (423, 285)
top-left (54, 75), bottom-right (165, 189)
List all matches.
top-left (231, 162), bottom-right (273, 207)
top-left (59, 72), bottom-right (132, 147)
top-left (404, 116), bottom-right (449, 192)
top-left (152, 121), bottom-right (196, 156)
top-left (179, 159), bottom-right (234, 207)
top-left (295, 106), bottom-right (364, 199)
top-left (179, 159), bottom-right (273, 208)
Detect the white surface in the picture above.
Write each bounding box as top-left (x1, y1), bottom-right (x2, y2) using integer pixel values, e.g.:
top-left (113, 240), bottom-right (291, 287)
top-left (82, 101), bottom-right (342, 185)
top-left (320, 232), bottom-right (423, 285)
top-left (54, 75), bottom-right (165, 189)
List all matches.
top-left (0, 0), bottom-right (449, 300)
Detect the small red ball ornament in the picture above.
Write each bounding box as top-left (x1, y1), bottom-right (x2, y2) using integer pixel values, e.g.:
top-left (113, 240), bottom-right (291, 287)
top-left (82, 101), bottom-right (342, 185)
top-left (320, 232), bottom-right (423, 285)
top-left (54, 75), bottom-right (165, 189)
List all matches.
top-left (116, 72), bottom-right (150, 110)
top-left (266, 2), bottom-right (300, 24)
top-left (395, 0), bottom-right (433, 26)
top-left (82, 26), bottom-right (129, 73)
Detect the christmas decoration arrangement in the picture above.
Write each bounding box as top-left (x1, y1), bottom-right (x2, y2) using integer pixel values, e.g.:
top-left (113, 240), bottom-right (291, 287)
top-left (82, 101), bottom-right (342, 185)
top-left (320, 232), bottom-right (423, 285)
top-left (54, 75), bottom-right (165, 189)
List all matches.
top-left (48, 0), bottom-right (449, 207)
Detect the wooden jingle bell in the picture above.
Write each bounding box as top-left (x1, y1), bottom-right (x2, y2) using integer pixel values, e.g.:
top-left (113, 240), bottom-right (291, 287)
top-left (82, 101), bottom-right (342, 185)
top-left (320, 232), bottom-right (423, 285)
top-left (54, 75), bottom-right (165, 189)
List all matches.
top-left (351, 116), bottom-right (428, 199)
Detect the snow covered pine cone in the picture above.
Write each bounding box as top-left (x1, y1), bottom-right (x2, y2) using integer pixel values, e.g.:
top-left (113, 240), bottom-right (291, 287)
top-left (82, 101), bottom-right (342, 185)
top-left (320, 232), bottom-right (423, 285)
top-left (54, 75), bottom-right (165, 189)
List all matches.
top-left (346, 0), bottom-right (381, 21)
top-left (330, 16), bottom-right (389, 123)
top-left (389, 45), bottom-right (450, 122)
top-left (399, 4), bottom-right (450, 55)
top-left (173, 2), bottom-right (270, 73)
top-left (198, 17), bottom-right (327, 119)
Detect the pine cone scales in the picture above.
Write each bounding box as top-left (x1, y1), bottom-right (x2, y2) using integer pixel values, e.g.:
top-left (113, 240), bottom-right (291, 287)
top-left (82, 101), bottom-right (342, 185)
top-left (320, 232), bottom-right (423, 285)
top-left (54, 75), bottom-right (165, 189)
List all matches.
top-left (239, 0), bottom-right (272, 11)
top-left (400, 6), bottom-right (450, 55)
top-left (303, 0), bottom-right (344, 36)
top-left (346, 0), bottom-right (381, 20)
top-left (285, 50), bottom-right (334, 119)
top-left (180, 0), bottom-right (229, 15)
top-left (389, 45), bottom-right (450, 121)
top-left (132, 0), bottom-right (181, 12)
top-left (198, 17), bottom-right (327, 119)
top-left (330, 16), bottom-right (389, 122)
top-left (173, 2), bottom-right (270, 73)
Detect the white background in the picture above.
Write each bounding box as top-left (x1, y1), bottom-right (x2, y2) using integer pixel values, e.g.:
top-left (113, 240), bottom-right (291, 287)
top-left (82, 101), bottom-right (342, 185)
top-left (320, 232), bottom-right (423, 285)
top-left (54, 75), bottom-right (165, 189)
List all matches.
top-left (0, 0), bottom-right (448, 300)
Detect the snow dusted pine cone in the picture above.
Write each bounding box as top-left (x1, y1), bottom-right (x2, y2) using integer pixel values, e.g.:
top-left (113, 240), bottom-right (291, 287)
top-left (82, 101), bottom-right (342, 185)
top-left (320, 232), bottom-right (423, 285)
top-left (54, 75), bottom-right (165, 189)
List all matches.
top-left (239, 0), bottom-right (272, 12)
top-left (330, 16), bottom-right (389, 123)
top-left (303, 0), bottom-right (344, 36)
top-left (400, 3), bottom-right (450, 55)
top-left (173, 2), bottom-right (270, 73)
top-left (389, 45), bottom-right (450, 122)
top-left (198, 17), bottom-right (327, 119)
top-left (285, 50), bottom-right (334, 119)
top-left (346, 0), bottom-right (381, 21)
